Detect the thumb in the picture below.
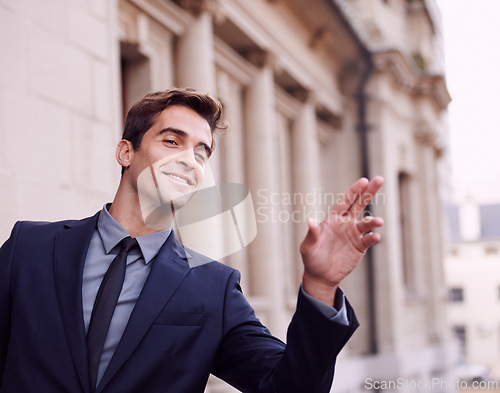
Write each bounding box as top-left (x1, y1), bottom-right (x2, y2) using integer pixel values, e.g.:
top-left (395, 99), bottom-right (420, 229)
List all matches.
top-left (304, 218), bottom-right (320, 245)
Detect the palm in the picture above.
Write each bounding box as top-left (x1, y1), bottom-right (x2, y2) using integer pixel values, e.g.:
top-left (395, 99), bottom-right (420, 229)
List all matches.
top-left (300, 177), bottom-right (384, 288)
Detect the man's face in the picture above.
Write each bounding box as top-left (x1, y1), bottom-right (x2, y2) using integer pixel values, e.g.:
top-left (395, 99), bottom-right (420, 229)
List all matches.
top-left (126, 105), bottom-right (212, 223)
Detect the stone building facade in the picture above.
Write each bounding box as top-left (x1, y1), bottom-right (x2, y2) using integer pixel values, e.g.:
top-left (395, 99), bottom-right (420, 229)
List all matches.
top-left (0, 0), bottom-right (454, 391)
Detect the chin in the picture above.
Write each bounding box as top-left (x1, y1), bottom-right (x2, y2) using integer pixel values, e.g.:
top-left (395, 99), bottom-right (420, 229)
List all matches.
top-left (165, 189), bottom-right (198, 211)
top-left (169, 197), bottom-right (191, 211)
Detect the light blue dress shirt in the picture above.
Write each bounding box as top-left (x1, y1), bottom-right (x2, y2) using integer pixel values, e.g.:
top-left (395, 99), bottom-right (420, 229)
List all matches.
top-left (82, 205), bottom-right (172, 386)
top-left (82, 204), bottom-right (348, 387)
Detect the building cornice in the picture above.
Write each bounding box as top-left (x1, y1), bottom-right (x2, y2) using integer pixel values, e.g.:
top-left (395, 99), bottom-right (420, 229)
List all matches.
top-left (414, 121), bottom-right (446, 158)
top-left (414, 123), bottom-right (436, 147)
top-left (173, 0), bottom-right (221, 16)
top-left (219, 0), bottom-right (346, 114)
top-left (331, 0), bottom-right (371, 50)
top-left (373, 49), bottom-right (451, 110)
top-left (127, 0), bottom-right (190, 35)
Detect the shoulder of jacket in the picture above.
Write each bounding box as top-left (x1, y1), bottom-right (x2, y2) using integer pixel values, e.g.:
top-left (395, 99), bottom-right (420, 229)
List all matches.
top-left (15, 212), bottom-right (99, 235)
top-left (184, 246), bottom-right (236, 274)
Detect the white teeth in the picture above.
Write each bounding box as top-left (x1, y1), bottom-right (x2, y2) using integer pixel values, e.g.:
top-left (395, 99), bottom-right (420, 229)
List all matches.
top-left (166, 173), bottom-right (190, 185)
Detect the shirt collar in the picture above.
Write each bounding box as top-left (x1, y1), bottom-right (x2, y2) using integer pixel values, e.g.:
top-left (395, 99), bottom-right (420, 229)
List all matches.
top-left (97, 204), bottom-right (172, 264)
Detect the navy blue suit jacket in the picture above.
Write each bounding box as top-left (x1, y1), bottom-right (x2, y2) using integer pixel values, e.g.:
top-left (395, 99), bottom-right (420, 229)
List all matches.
top-left (0, 212), bottom-right (358, 393)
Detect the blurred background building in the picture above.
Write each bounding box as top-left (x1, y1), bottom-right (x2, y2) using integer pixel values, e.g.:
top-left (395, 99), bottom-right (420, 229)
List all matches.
top-left (0, 0), bottom-right (455, 391)
top-left (446, 201), bottom-right (500, 381)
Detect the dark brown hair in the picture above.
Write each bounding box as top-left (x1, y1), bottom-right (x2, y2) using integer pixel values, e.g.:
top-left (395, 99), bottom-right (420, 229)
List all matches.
top-left (122, 88), bottom-right (225, 152)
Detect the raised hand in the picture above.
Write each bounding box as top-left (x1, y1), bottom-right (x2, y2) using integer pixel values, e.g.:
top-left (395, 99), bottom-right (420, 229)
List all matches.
top-left (300, 177), bottom-right (384, 305)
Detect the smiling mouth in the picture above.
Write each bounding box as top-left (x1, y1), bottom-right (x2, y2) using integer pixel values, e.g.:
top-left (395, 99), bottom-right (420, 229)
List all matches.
top-left (163, 172), bottom-right (194, 186)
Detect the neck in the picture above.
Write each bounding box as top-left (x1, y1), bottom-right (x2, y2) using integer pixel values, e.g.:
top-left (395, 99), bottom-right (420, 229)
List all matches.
top-left (109, 179), bottom-right (174, 237)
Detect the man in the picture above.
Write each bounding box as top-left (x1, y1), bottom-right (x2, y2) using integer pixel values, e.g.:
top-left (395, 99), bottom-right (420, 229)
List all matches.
top-left (0, 88), bottom-right (384, 393)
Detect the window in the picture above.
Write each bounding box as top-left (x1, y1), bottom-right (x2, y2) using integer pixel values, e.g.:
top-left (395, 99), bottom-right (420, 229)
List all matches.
top-left (120, 42), bottom-right (152, 124)
top-left (398, 172), bottom-right (413, 290)
top-left (485, 245), bottom-right (498, 255)
top-left (452, 325), bottom-right (466, 357)
top-left (449, 287), bottom-right (464, 303)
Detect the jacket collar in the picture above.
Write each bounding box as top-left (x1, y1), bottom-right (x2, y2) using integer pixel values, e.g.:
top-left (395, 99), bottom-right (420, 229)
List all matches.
top-left (54, 212), bottom-right (100, 393)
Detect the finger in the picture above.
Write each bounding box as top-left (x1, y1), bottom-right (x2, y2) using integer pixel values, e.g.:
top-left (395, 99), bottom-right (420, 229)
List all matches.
top-left (303, 218), bottom-right (321, 246)
top-left (331, 178), bottom-right (369, 217)
top-left (361, 232), bottom-right (381, 249)
top-left (349, 176), bottom-right (384, 219)
top-left (356, 216), bottom-right (384, 234)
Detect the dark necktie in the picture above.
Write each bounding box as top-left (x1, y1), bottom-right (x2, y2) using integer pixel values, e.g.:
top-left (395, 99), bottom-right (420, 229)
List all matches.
top-left (87, 236), bottom-right (138, 390)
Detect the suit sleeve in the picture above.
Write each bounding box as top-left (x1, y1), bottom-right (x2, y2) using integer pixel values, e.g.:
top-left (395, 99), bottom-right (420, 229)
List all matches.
top-left (212, 270), bottom-right (359, 393)
top-left (0, 222), bottom-right (21, 387)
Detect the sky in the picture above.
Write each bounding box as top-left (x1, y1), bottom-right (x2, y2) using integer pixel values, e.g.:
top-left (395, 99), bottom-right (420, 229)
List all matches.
top-left (437, 0), bottom-right (500, 204)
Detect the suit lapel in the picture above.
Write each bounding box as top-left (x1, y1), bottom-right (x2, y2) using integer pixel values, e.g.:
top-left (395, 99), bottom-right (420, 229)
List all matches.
top-left (54, 213), bottom-right (99, 393)
top-left (96, 233), bottom-right (191, 392)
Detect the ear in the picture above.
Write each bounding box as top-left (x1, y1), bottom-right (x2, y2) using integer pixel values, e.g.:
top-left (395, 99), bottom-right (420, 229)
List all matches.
top-left (116, 139), bottom-right (134, 169)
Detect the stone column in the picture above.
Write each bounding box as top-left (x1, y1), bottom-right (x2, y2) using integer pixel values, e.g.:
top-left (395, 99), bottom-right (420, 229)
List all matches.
top-left (415, 126), bottom-right (445, 343)
top-left (175, 0), bottom-right (216, 94)
top-left (291, 93), bottom-right (321, 286)
top-left (292, 93), bottom-right (321, 204)
top-left (216, 72), bottom-right (250, 290)
top-left (366, 97), bottom-right (405, 356)
top-left (244, 50), bottom-right (287, 337)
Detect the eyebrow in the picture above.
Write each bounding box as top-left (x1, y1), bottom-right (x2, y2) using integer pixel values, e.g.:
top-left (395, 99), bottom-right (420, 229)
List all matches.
top-left (159, 127), bottom-right (212, 157)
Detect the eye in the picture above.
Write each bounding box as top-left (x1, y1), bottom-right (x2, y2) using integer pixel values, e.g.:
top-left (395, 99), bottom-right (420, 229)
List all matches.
top-left (195, 152), bottom-right (207, 164)
top-left (164, 139), bottom-right (178, 146)
top-left (194, 146), bottom-right (209, 165)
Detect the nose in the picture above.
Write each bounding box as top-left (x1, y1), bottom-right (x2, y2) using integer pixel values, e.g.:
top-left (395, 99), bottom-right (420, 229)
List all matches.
top-left (176, 148), bottom-right (197, 169)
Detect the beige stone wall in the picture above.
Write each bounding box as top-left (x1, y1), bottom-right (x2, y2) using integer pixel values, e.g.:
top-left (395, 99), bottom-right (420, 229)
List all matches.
top-left (0, 0), bottom-right (122, 243)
